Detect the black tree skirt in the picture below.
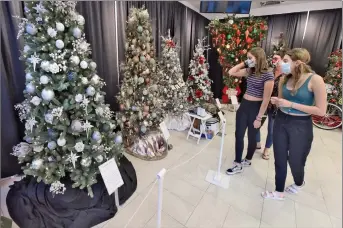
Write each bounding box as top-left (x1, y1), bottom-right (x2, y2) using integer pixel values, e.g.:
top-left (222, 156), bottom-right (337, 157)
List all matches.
top-left (6, 156), bottom-right (137, 228)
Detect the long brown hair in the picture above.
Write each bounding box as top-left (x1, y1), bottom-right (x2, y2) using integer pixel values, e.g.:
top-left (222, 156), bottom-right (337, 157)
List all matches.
top-left (249, 47), bottom-right (269, 77)
top-left (283, 48), bottom-right (313, 95)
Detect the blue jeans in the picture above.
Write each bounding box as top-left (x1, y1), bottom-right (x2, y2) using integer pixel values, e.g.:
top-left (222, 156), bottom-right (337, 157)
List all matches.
top-left (256, 110), bottom-right (274, 148)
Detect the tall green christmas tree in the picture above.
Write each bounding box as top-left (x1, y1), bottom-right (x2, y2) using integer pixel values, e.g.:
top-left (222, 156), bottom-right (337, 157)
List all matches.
top-left (12, 1), bottom-right (124, 197)
top-left (158, 31), bottom-right (189, 116)
top-left (116, 7), bottom-right (165, 146)
top-left (325, 49), bottom-right (342, 105)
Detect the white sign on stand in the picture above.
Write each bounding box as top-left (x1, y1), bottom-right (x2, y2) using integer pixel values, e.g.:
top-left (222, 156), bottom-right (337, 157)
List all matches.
top-left (205, 112), bottom-right (230, 189)
top-left (159, 121), bottom-right (170, 140)
top-left (230, 96), bottom-right (238, 105)
top-left (215, 98), bottom-right (222, 109)
top-left (99, 158), bottom-right (124, 207)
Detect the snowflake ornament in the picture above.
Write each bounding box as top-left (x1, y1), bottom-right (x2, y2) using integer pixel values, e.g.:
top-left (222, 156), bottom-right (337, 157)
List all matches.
top-left (67, 151), bottom-right (80, 168)
top-left (28, 52), bottom-right (42, 72)
top-left (74, 141), bottom-right (85, 153)
top-left (50, 181), bottom-right (66, 195)
top-left (25, 117), bottom-right (38, 132)
top-left (82, 120), bottom-right (93, 138)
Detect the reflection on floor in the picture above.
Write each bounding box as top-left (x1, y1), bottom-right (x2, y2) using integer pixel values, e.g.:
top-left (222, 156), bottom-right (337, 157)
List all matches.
top-left (1, 112), bottom-right (342, 228)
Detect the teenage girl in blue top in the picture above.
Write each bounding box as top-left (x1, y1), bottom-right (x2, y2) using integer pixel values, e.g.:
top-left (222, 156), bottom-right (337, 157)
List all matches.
top-left (262, 48), bottom-right (327, 200)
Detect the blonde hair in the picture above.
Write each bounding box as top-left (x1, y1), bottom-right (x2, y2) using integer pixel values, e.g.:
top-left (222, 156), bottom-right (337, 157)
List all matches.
top-left (248, 47), bottom-right (269, 77)
top-left (283, 48), bottom-right (313, 95)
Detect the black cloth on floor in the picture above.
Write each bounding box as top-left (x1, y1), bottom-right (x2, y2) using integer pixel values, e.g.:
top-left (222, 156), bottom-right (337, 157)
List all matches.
top-left (6, 155), bottom-right (137, 228)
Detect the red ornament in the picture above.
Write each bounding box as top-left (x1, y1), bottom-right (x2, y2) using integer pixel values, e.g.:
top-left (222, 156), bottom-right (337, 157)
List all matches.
top-left (236, 38), bottom-right (241, 45)
top-left (199, 56), bottom-right (205, 64)
top-left (246, 37), bottom-right (253, 44)
top-left (236, 30), bottom-right (241, 36)
top-left (195, 89), bottom-right (203, 98)
top-left (188, 75), bottom-right (195, 81)
top-left (145, 78), bottom-right (150, 84)
top-left (187, 96), bottom-right (193, 102)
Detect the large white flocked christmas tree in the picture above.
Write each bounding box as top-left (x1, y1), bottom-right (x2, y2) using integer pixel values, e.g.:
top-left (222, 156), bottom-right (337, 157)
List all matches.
top-left (158, 31), bottom-right (189, 116)
top-left (12, 1), bottom-right (124, 197)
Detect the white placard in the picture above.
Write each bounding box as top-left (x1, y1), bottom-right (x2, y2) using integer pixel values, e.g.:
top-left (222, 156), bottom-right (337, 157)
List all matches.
top-left (160, 121), bottom-right (170, 140)
top-left (99, 158), bottom-right (124, 195)
top-left (218, 111), bottom-right (226, 123)
top-left (230, 96), bottom-right (238, 105)
top-left (215, 98), bottom-right (222, 109)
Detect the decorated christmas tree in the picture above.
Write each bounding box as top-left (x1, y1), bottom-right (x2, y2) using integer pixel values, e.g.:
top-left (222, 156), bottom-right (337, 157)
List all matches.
top-left (158, 31), bottom-right (189, 116)
top-left (186, 38), bottom-right (213, 106)
top-left (12, 1), bottom-right (124, 197)
top-left (325, 49), bottom-right (342, 105)
top-left (208, 15), bottom-right (268, 88)
top-left (267, 32), bottom-right (287, 67)
top-left (116, 7), bottom-right (165, 148)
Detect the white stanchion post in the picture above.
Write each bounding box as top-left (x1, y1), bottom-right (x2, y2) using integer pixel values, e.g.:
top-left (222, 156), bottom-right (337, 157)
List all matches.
top-left (157, 168), bottom-right (167, 228)
top-left (205, 111), bottom-right (230, 189)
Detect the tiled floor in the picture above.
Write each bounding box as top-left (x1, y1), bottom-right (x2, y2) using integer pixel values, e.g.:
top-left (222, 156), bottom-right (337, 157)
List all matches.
top-left (1, 112), bottom-right (342, 228)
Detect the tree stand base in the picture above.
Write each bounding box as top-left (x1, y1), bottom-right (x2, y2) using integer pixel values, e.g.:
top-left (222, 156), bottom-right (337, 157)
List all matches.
top-left (6, 156), bottom-right (137, 228)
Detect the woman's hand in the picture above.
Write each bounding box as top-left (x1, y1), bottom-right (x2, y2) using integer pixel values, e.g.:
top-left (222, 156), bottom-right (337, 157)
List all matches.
top-left (253, 120), bottom-right (261, 129)
top-left (270, 97), bottom-right (292, 108)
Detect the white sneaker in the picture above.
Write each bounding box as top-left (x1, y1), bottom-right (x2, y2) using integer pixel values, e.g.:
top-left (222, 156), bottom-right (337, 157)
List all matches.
top-left (241, 159), bottom-right (252, 167)
top-left (226, 163), bottom-right (243, 175)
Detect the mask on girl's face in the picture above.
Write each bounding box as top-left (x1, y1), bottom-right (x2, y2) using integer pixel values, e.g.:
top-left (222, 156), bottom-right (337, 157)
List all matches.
top-left (246, 59), bottom-right (255, 68)
top-left (280, 62), bottom-right (292, 74)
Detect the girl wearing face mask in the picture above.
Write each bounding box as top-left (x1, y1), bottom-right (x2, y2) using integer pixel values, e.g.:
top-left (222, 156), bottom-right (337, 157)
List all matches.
top-left (262, 48), bottom-right (327, 200)
top-left (256, 53), bottom-right (285, 160)
top-left (226, 47), bottom-right (274, 175)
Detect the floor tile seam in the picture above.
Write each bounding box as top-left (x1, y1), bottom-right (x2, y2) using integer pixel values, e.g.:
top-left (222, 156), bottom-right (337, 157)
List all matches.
top-left (183, 185), bottom-right (210, 226)
top-left (319, 185), bottom-right (337, 228)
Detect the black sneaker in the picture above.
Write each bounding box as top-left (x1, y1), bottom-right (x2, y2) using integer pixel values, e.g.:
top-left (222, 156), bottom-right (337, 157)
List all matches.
top-left (242, 159), bottom-right (252, 167)
top-left (226, 163), bottom-right (243, 175)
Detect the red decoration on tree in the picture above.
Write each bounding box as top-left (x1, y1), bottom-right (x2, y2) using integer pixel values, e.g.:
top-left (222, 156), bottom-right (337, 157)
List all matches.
top-left (208, 15), bottom-right (268, 88)
top-left (325, 49), bottom-right (342, 106)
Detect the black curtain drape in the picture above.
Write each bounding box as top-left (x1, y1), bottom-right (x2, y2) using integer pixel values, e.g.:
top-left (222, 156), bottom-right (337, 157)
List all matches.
top-left (264, 12), bottom-right (308, 55)
top-left (302, 9), bottom-right (342, 75)
top-left (1, 1), bottom-right (24, 178)
top-left (207, 34), bottom-right (223, 99)
top-left (76, 2), bottom-right (120, 110)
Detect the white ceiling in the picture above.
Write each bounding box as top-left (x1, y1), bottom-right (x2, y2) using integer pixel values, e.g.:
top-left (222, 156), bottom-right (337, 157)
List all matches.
top-left (180, 1), bottom-right (342, 19)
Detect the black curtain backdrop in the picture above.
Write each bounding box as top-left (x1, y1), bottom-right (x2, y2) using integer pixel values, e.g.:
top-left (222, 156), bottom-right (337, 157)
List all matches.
top-left (302, 9), bottom-right (342, 75)
top-left (1, 1), bottom-right (24, 178)
top-left (264, 12), bottom-right (308, 55)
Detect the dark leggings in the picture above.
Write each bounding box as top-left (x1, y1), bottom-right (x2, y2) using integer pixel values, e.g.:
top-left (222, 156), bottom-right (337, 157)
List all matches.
top-left (273, 111), bottom-right (313, 192)
top-left (235, 99), bottom-right (262, 163)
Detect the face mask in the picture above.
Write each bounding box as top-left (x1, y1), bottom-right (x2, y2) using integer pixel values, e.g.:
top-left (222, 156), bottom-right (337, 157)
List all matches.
top-left (281, 62), bottom-right (291, 74)
top-left (246, 59), bottom-right (255, 68)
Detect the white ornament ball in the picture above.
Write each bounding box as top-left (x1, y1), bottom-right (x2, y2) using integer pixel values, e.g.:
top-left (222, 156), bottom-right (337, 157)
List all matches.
top-left (114, 135), bottom-right (123, 144)
top-left (77, 15), bottom-right (85, 25)
top-left (92, 131), bottom-right (101, 141)
top-left (55, 22), bottom-right (65, 32)
top-left (81, 77), bottom-right (89, 85)
top-left (80, 60), bottom-right (88, 69)
top-left (48, 141), bottom-right (57, 150)
top-left (70, 56), bottom-right (80, 65)
top-left (26, 24), bottom-right (37, 35)
top-left (57, 137), bottom-right (66, 146)
top-left (40, 75), bottom-right (49, 84)
top-left (75, 94), bottom-right (83, 103)
top-left (91, 74), bottom-right (100, 85)
top-left (71, 120), bottom-right (83, 132)
top-left (40, 61), bottom-right (50, 72)
top-left (25, 73), bottom-right (33, 81)
top-left (23, 45), bottom-right (31, 53)
top-left (55, 40), bottom-right (64, 49)
top-left (89, 62), bottom-right (97, 70)
top-left (32, 159), bottom-right (43, 170)
top-left (95, 155), bottom-right (104, 163)
top-left (72, 27), bottom-right (82, 38)
top-left (41, 88), bottom-right (55, 101)
top-left (26, 83), bottom-right (35, 94)
top-left (81, 157), bottom-right (92, 167)
top-left (86, 86), bottom-right (96, 96)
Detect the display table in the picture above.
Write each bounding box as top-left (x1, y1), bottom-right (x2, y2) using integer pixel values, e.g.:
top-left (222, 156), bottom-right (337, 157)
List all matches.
top-left (6, 155), bottom-right (137, 228)
top-left (186, 112), bottom-right (212, 144)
